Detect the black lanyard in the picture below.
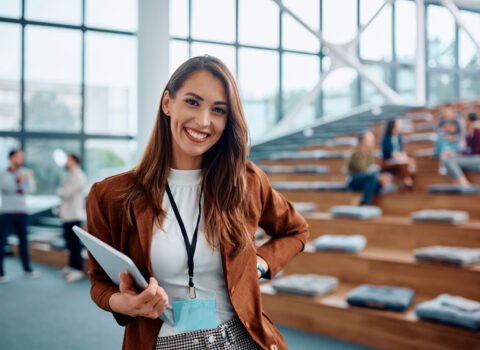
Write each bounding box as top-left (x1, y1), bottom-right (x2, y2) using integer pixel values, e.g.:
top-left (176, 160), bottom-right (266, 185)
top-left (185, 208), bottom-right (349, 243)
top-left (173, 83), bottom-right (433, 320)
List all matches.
top-left (165, 183), bottom-right (202, 299)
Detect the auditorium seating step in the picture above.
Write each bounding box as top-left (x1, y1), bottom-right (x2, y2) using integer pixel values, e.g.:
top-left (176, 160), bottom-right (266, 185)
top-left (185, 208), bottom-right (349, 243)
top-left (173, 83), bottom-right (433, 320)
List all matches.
top-left (261, 281), bottom-right (479, 350)
top-left (11, 243), bottom-right (90, 273)
top-left (259, 156), bottom-right (438, 173)
top-left (299, 140), bottom-right (434, 154)
top-left (304, 212), bottom-right (480, 250)
top-left (267, 173), bottom-right (480, 191)
top-left (283, 248), bottom-right (480, 300)
top-left (278, 190), bottom-right (480, 219)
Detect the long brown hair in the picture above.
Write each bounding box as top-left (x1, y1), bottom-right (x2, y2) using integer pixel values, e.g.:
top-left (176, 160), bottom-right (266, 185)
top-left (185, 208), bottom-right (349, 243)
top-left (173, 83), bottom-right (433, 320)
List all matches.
top-left (123, 56), bottom-right (251, 255)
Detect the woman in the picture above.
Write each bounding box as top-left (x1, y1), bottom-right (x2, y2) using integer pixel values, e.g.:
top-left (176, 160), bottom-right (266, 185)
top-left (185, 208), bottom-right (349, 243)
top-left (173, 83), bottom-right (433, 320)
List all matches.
top-left (347, 130), bottom-right (391, 205)
top-left (443, 112), bottom-right (480, 186)
top-left (86, 56), bottom-right (309, 350)
top-left (435, 119), bottom-right (463, 175)
top-left (381, 119), bottom-right (415, 189)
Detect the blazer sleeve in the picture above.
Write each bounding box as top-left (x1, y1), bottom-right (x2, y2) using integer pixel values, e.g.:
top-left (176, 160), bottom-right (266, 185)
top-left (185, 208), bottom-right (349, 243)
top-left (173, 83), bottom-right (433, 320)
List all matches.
top-left (253, 167), bottom-right (309, 279)
top-left (86, 183), bottom-right (133, 326)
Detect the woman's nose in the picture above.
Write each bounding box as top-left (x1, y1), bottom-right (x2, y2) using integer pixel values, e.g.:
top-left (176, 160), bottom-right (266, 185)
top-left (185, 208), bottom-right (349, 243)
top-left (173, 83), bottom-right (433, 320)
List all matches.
top-left (196, 109), bottom-right (211, 127)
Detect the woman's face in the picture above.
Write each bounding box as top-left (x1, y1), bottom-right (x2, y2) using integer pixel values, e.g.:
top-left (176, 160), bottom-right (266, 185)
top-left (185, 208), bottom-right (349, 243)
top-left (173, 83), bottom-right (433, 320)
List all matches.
top-left (162, 70), bottom-right (228, 169)
top-left (361, 131), bottom-right (375, 149)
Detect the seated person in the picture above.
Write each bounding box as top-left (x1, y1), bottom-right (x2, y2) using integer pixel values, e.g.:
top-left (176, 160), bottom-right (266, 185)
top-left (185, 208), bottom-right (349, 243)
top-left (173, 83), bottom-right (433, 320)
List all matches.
top-left (435, 120), bottom-right (463, 175)
top-left (443, 112), bottom-right (480, 186)
top-left (381, 119), bottom-right (416, 189)
top-left (436, 105), bottom-right (465, 140)
top-left (347, 130), bottom-right (391, 206)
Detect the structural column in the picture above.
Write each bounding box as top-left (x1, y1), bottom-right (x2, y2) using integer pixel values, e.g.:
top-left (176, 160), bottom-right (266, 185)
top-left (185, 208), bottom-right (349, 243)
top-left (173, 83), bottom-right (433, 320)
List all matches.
top-left (415, 0), bottom-right (427, 105)
top-left (137, 0), bottom-right (170, 157)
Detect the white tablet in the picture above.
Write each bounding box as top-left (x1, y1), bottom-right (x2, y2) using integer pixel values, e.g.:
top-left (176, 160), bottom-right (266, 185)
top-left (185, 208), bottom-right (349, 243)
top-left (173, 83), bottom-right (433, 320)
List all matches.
top-left (72, 225), bottom-right (173, 325)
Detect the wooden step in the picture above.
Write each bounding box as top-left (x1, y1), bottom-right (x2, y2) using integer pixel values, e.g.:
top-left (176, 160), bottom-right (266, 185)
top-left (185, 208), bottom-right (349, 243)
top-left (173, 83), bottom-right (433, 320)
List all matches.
top-left (261, 283), bottom-right (480, 350)
top-left (283, 248), bottom-right (480, 299)
top-left (299, 141), bottom-right (434, 154)
top-left (304, 212), bottom-right (480, 250)
top-left (11, 243), bottom-right (90, 273)
top-left (260, 156), bottom-right (439, 173)
top-left (267, 172), bottom-right (480, 190)
top-left (278, 190), bottom-right (480, 219)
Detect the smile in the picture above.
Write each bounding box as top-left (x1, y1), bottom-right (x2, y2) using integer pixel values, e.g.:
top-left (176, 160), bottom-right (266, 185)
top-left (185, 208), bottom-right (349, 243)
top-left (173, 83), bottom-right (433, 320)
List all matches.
top-left (184, 127), bottom-right (211, 143)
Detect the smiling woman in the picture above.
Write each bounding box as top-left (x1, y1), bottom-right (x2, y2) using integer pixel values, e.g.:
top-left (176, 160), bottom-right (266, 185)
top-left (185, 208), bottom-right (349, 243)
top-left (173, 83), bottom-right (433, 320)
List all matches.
top-left (161, 70), bottom-right (229, 169)
top-left (85, 55), bottom-right (309, 350)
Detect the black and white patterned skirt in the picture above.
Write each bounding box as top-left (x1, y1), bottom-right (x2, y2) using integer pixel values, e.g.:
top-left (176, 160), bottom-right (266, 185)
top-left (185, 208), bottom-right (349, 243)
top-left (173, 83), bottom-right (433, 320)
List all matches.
top-left (154, 317), bottom-right (262, 350)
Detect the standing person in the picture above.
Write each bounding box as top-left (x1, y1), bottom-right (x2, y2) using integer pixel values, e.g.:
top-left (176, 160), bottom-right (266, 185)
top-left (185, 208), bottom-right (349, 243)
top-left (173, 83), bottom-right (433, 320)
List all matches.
top-left (381, 119), bottom-right (416, 189)
top-left (347, 130), bottom-right (391, 205)
top-left (57, 153), bottom-right (87, 282)
top-left (86, 56), bottom-right (309, 350)
top-left (0, 149), bottom-right (38, 283)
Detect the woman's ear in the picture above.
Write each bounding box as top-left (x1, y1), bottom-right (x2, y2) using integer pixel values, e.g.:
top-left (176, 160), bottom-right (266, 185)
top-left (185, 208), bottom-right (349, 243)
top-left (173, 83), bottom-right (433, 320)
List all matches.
top-left (162, 90), bottom-right (171, 116)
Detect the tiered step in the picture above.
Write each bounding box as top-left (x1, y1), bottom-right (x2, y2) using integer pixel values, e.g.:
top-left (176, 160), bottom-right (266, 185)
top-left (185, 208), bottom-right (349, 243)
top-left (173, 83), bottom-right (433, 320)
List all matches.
top-left (266, 172), bottom-right (480, 191)
top-left (260, 155), bottom-right (439, 173)
top-left (304, 212), bottom-right (480, 250)
top-left (276, 191), bottom-right (480, 219)
top-left (255, 103), bottom-right (480, 349)
top-left (262, 284), bottom-right (480, 350)
top-left (284, 248), bottom-right (479, 299)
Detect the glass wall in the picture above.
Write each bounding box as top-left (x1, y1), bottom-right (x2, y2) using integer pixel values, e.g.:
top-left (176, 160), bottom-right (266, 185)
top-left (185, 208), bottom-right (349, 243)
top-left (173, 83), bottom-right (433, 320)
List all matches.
top-left (0, 0), bottom-right (138, 193)
top-left (169, 0), bottom-right (480, 141)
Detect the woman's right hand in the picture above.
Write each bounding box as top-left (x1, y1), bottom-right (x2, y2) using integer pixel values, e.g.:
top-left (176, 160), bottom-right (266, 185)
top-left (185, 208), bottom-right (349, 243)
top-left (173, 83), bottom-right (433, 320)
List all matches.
top-left (109, 273), bottom-right (169, 319)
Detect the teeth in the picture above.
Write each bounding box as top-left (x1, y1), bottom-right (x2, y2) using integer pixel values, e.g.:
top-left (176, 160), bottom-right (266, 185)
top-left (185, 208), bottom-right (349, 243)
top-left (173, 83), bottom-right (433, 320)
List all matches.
top-left (186, 128), bottom-right (208, 140)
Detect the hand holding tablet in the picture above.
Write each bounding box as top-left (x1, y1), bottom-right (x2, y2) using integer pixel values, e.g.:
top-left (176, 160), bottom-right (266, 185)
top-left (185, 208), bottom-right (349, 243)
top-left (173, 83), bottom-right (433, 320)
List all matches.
top-left (72, 225), bottom-right (174, 325)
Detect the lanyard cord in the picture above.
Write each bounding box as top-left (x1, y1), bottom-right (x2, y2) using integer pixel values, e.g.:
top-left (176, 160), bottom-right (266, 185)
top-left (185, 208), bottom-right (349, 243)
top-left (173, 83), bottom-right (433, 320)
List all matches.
top-left (165, 183), bottom-right (202, 298)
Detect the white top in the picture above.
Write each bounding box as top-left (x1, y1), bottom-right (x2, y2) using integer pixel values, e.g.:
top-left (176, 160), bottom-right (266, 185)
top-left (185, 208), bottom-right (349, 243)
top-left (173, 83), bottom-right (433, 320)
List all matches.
top-left (151, 168), bottom-right (236, 337)
top-left (57, 167), bottom-right (87, 222)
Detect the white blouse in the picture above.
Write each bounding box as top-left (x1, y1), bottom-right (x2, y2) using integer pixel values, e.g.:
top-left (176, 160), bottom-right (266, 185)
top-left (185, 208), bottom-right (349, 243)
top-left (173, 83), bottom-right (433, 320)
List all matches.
top-left (150, 168), bottom-right (236, 337)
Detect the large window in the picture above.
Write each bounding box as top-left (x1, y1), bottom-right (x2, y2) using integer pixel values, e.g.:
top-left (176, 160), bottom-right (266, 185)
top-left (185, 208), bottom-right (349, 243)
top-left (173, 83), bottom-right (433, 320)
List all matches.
top-left (0, 23), bottom-right (21, 131)
top-left (360, 0), bottom-right (392, 62)
top-left (25, 26), bottom-right (82, 132)
top-left (85, 32), bottom-right (137, 136)
top-left (323, 68), bottom-right (358, 116)
top-left (239, 48), bottom-right (279, 140)
top-left (395, 0), bottom-right (416, 64)
top-left (323, 0), bottom-right (357, 44)
top-left (427, 5), bottom-right (455, 68)
top-left (0, 0), bottom-right (138, 194)
top-left (169, 0), bottom-right (480, 139)
top-left (282, 53), bottom-right (320, 128)
top-left (459, 10), bottom-right (480, 70)
top-left (426, 4), bottom-right (480, 103)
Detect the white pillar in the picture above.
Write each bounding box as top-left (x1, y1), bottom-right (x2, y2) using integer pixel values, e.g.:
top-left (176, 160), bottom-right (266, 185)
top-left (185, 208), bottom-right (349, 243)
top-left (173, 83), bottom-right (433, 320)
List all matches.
top-left (137, 0), bottom-right (170, 158)
top-left (415, 0), bottom-right (427, 105)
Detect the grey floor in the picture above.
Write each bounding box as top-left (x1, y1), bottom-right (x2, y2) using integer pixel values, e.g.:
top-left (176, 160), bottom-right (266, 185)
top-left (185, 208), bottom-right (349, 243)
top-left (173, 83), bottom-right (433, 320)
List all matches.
top-left (0, 257), bottom-right (373, 350)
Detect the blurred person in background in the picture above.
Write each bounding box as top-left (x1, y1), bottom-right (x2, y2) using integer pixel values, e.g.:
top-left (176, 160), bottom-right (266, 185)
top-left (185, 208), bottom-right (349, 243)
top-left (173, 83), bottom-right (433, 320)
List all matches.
top-left (57, 153), bottom-right (87, 283)
top-left (347, 130), bottom-right (391, 205)
top-left (435, 118), bottom-right (463, 175)
top-left (442, 112), bottom-right (480, 187)
top-left (381, 119), bottom-right (416, 190)
top-left (0, 149), bottom-right (38, 283)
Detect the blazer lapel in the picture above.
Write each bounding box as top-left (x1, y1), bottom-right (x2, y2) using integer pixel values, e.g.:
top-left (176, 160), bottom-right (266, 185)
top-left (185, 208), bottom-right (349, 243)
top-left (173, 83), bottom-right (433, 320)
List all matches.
top-left (133, 196), bottom-right (155, 276)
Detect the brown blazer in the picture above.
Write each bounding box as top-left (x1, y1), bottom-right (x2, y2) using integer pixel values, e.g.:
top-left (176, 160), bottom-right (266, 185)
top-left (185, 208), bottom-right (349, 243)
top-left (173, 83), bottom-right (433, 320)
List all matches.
top-left (86, 161), bottom-right (309, 350)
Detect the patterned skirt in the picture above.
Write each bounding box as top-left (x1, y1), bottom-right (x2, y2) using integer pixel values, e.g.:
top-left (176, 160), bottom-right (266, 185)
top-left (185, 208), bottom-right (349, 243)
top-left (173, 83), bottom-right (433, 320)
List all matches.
top-left (154, 317), bottom-right (262, 350)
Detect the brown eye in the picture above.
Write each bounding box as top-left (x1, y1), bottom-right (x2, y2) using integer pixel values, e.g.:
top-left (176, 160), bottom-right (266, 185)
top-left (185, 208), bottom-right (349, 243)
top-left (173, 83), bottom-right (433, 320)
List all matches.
top-left (185, 98), bottom-right (199, 106)
top-left (213, 106), bottom-right (227, 114)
